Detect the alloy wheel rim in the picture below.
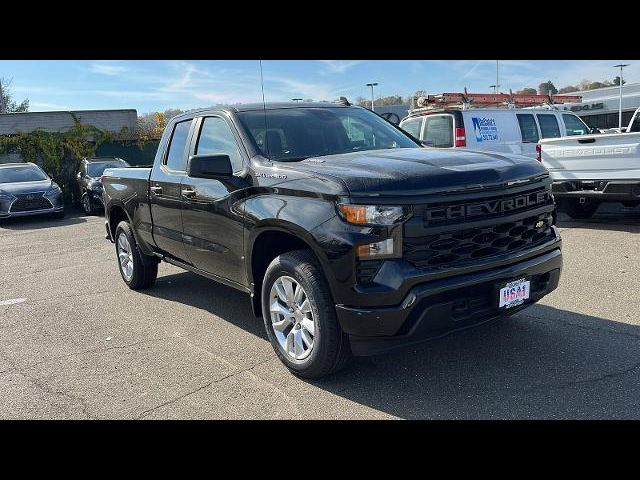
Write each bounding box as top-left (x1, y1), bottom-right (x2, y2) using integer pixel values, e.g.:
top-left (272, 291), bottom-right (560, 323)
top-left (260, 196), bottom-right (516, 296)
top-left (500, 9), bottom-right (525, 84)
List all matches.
top-left (117, 232), bottom-right (134, 281)
top-left (269, 276), bottom-right (315, 360)
top-left (83, 196), bottom-right (91, 213)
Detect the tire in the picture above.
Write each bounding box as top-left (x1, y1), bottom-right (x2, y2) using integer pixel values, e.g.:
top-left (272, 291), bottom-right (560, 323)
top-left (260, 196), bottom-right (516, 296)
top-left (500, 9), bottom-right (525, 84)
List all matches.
top-left (81, 194), bottom-right (93, 215)
top-left (561, 198), bottom-right (600, 219)
top-left (114, 220), bottom-right (158, 290)
top-left (261, 250), bottom-right (351, 379)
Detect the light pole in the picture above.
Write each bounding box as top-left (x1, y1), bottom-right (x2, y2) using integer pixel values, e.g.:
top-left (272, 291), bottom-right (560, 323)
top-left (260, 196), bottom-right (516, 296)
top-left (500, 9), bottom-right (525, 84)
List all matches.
top-left (489, 84), bottom-right (498, 94)
top-left (613, 64), bottom-right (630, 129)
top-left (495, 60), bottom-right (500, 94)
top-left (366, 82), bottom-right (378, 111)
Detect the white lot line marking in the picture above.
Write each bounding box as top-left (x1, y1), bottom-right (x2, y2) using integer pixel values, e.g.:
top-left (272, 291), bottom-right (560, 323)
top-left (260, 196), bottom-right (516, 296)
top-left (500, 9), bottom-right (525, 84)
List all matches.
top-left (0, 298), bottom-right (26, 306)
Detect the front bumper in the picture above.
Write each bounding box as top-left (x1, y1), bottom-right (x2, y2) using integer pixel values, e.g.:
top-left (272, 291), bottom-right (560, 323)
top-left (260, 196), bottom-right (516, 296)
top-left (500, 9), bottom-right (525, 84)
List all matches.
top-left (336, 247), bottom-right (562, 356)
top-left (0, 193), bottom-right (64, 219)
top-left (552, 180), bottom-right (640, 202)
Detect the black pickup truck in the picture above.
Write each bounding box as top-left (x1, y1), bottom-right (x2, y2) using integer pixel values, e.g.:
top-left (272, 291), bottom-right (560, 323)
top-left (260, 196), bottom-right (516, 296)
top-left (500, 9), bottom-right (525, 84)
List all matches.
top-left (102, 102), bottom-right (562, 379)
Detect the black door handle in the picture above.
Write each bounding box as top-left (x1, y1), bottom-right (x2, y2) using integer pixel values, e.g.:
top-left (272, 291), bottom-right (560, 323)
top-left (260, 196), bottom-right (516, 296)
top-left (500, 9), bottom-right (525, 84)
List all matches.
top-left (181, 188), bottom-right (196, 198)
top-left (578, 138), bottom-right (596, 144)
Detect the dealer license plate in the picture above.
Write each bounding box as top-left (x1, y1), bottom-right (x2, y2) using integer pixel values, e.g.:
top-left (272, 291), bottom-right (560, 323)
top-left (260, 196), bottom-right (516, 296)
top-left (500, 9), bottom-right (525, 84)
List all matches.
top-left (498, 278), bottom-right (530, 309)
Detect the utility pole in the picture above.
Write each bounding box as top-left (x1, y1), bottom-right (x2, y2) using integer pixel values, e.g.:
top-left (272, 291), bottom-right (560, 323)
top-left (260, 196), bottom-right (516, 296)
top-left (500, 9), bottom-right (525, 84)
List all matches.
top-left (613, 63), bottom-right (630, 129)
top-left (0, 80), bottom-right (5, 113)
top-left (489, 84), bottom-right (498, 94)
top-left (366, 82), bottom-right (378, 111)
top-left (495, 60), bottom-right (500, 94)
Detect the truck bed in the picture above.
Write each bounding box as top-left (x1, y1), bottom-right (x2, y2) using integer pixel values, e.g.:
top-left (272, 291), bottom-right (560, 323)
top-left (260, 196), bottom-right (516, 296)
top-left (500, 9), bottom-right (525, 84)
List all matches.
top-left (540, 132), bottom-right (640, 181)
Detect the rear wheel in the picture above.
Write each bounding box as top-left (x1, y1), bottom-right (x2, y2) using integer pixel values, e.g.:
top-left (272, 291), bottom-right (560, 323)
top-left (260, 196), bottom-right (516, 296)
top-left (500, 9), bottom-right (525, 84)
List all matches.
top-left (115, 221), bottom-right (158, 290)
top-left (561, 198), bottom-right (600, 219)
top-left (261, 250), bottom-right (351, 379)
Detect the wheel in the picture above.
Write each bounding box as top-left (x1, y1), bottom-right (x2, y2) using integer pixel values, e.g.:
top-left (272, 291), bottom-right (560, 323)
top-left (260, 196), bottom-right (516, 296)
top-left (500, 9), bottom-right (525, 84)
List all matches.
top-left (114, 221), bottom-right (158, 290)
top-left (81, 194), bottom-right (93, 215)
top-left (52, 209), bottom-right (65, 219)
top-left (561, 198), bottom-right (600, 219)
top-left (261, 250), bottom-right (351, 379)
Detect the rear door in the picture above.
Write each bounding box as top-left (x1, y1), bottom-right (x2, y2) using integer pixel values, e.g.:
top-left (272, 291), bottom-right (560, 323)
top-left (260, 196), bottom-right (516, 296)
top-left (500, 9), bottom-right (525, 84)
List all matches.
top-left (516, 113), bottom-right (540, 158)
top-left (422, 114), bottom-right (454, 148)
top-left (149, 118), bottom-right (194, 263)
top-left (399, 116), bottom-right (423, 141)
top-left (180, 115), bottom-right (247, 285)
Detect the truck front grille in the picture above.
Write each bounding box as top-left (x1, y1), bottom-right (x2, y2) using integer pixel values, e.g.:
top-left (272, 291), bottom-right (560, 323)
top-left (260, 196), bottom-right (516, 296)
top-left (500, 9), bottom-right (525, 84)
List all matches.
top-left (404, 212), bottom-right (555, 271)
top-left (10, 193), bottom-right (52, 213)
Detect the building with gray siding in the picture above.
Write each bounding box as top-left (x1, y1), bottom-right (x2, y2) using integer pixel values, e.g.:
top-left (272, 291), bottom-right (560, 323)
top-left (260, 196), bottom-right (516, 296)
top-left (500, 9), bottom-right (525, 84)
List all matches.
top-left (0, 109), bottom-right (137, 136)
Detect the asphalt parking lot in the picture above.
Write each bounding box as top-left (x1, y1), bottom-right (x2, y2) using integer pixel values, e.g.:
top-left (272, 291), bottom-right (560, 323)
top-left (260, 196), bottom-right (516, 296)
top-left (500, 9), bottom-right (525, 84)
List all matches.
top-left (1, 205), bottom-right (640, 419)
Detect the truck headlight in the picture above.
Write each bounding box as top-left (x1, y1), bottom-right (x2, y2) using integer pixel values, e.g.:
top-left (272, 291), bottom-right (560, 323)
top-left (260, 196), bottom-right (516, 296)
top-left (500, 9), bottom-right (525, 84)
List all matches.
top-left (338, 204), bottom-right (408, 226)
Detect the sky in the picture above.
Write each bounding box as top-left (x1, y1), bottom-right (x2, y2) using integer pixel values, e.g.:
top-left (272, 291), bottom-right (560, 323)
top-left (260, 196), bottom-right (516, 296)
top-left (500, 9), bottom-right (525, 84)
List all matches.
top-left (1, 60), bottom-right (638, 114)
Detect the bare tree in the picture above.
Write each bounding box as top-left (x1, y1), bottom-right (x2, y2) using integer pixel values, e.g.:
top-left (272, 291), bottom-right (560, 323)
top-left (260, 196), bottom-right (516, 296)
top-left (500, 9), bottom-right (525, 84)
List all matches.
top-left (0, 78), bottom-right (29, 113)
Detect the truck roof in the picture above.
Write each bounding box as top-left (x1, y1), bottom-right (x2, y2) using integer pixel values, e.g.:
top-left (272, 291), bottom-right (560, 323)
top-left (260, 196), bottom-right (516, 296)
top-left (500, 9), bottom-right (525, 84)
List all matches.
top-left (173, 102), bottom-right (354, 120)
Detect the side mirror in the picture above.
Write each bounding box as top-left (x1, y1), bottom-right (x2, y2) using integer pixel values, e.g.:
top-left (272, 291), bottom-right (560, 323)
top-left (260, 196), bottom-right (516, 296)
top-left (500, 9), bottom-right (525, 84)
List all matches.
top-left (77, 172), bottom-right (83, 179)
top-left (187, 154), bottom-right (233, 179)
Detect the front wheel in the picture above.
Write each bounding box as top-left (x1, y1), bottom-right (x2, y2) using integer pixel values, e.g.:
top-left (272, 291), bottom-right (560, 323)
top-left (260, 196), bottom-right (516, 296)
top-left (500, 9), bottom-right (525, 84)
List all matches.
top-left (115, 221), bottom-right (158, 290)
top-left (81, 194), bottom-right (93, 215)
top-left (261, 250), bottom-right (351, 379)
top-left (561, 198), bottom-right (600, 219)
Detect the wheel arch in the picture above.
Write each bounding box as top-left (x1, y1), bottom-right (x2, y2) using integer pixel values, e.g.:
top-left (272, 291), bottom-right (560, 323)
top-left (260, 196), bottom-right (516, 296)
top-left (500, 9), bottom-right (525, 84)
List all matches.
top-left (247, 224), bottom-right (332, 318)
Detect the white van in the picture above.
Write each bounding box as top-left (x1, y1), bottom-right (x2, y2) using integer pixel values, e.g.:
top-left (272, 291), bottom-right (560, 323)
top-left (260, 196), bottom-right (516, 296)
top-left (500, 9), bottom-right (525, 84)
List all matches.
top-left (399, 107), bottom-right (591, 159)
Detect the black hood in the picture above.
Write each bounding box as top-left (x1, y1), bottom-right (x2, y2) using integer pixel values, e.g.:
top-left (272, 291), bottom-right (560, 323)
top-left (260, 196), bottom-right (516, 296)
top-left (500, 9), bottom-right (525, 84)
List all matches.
top-left (281, 148), bottom-right (548, 197)
top-left (0, 179), bottom-right (54, 195)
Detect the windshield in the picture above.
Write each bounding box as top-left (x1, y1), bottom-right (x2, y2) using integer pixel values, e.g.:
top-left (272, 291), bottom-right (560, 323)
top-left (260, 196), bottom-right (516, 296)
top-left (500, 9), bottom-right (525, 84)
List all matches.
top-left (237, 107), bottom-right (419, 161)
top-left (87, 161), bottom-right (127, 177)
top-left (0, 165), bottom-right (49, 184)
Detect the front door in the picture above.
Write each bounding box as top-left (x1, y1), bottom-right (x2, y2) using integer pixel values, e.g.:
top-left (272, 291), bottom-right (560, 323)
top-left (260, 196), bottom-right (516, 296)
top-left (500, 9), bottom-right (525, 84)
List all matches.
top-left (180, 115), bottom-right (247, 285)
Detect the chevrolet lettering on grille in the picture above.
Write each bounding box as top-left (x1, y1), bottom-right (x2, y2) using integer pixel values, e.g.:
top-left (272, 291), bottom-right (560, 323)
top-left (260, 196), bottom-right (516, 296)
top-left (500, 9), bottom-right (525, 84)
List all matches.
top-left (424, 191), bottom-right (550, 224)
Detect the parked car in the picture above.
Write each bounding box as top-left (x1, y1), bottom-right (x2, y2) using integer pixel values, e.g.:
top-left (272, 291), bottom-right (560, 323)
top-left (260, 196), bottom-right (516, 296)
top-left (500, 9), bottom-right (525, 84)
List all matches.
top-left (0, 162), bottom-right (65, 220)
top-left (399, 93), bottom-right (591, 159)
top-left (102, 102), bottom-right (562, 379)
top-left (73, 157), bottom-right (129, 214)
top-left (539, 107), bottom-right (640, 218)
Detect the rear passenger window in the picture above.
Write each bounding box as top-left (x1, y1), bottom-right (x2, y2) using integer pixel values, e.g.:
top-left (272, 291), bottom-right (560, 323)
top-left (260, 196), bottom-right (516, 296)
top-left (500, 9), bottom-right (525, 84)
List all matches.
top-left (165, 120), bottom-right (192, 171)
top-left (423, 115), bottom-right (453, 148)
top-left (516, 114), bottom-right (539, 143)
top-left (400, 118), bottom-right (423, 139)
top-left (196, 117), bottom-right (243, 172)
top-left (536, 114), bottom-right (561, 139)
top-left (562, 114), bottom-right (590, 136)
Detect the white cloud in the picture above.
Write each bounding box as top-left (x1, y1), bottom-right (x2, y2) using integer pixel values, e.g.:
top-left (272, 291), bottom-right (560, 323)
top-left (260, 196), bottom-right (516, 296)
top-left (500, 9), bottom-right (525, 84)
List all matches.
top-left (319, 60), bottom-right (363, 74)
top-left (89, 61), bottom-right (129, 76)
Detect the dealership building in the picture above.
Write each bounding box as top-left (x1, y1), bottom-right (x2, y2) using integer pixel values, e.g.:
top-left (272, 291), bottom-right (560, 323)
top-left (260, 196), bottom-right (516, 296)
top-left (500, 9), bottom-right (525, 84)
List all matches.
top-left (554, 82), bottom-right (640, 130)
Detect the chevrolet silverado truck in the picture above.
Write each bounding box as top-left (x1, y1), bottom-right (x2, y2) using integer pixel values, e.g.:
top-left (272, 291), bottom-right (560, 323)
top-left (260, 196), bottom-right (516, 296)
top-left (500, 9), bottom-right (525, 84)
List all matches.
top-left (540, 107), bottom-right (640, 218)
top-left (102, 102), bottom-right (562, 379)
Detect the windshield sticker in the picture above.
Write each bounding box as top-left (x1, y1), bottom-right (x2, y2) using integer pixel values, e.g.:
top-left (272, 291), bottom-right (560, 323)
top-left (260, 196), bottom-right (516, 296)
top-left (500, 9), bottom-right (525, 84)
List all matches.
top-left (472, 117), bottom-right (498, 143)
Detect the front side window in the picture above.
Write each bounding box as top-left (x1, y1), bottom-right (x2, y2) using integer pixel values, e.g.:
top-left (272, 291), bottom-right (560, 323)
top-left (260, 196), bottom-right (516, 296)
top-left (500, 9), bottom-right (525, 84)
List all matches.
top-left (164, 120), bottom-right (192, 171)
top-left (423, 115), bottom-right (453, 148)
top-left (562, 114), bottom-right (590, 136)
top-left (536, 114), bottom-right (561, 139)
top-left (630, 114), bottom-right (640, 133)
top-left (400, 117), bottom-right (423, 139)
top-left (195, 117), bottom-right (243, 172)
top-left (0, 165), bottom-right (49, 183)
top-left (517, 114), bottom-right (539, 143)
top-left (237, 107), bottom-right (418, 161)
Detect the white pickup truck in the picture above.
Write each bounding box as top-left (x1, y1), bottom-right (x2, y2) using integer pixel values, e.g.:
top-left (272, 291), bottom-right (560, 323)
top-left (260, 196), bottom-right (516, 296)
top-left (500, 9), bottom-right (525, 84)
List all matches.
top-left (539, 107), bottom-right (640, 218)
